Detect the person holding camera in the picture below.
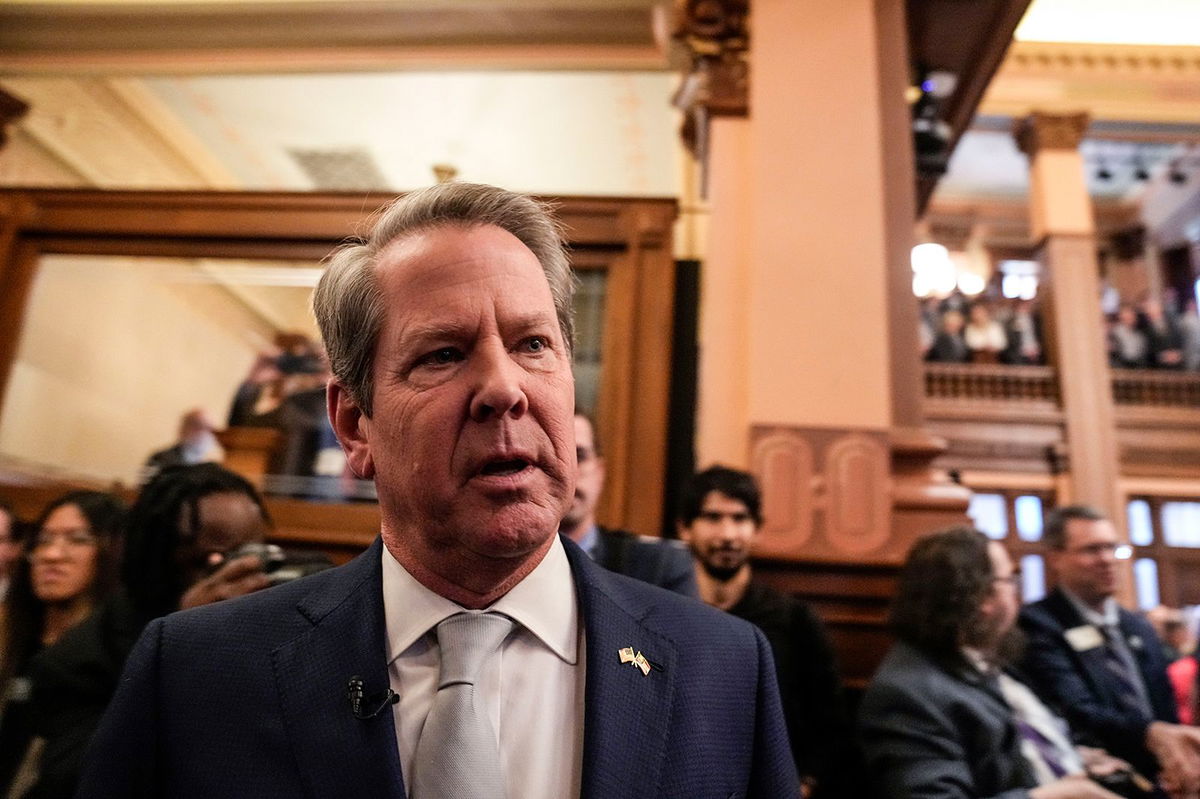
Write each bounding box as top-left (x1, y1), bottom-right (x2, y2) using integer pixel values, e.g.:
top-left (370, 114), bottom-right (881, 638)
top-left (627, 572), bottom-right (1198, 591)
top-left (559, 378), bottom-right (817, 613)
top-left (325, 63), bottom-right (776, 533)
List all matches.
top-left (5, 465), bottom-right (283, 799)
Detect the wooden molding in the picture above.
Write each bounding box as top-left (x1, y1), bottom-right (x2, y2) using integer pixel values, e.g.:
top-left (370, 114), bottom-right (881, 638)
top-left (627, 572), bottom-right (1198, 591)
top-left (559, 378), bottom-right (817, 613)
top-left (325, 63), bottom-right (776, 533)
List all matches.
top-left (1013, 111), bottom-right (1091, 155)
top-left (0, 2), bottom-right (668, 75)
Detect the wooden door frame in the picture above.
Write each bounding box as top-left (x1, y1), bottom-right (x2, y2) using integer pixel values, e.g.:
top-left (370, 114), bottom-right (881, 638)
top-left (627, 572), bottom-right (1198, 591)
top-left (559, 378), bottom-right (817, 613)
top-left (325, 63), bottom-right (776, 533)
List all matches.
top-left (0, 188), bottom-right (678, 536)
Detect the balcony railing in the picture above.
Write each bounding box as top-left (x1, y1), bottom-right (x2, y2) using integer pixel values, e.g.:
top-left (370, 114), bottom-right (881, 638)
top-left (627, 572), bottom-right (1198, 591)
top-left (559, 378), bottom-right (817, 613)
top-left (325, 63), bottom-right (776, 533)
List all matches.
top-left (925, 364), bottom-right (1200, 409)
top-left (1111, 369), bottom-right (1200, 408)
top-left (924, 364), bottom-right (1060, 404)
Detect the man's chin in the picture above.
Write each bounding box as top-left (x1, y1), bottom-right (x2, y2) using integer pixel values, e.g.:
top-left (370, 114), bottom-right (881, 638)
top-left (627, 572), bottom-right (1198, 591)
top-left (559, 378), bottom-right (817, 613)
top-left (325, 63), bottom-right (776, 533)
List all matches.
top-left (699, 558), bottom-right (745, 582)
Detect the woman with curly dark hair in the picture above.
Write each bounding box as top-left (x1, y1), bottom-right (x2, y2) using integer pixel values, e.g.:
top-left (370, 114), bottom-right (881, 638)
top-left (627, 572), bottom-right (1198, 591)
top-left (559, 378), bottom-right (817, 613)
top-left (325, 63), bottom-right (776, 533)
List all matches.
top-left (0, 490), bottom-right (125, 798)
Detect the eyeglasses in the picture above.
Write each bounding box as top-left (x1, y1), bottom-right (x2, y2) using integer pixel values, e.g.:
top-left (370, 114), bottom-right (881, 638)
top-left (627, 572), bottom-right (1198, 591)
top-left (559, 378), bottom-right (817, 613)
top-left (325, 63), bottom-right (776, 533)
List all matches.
top-left (28, 528), bottom-right (99, 556)
top-left (993, 570), bottom-right (1022, 586)
top-left (1065, 543), bottom-right (1118, 558)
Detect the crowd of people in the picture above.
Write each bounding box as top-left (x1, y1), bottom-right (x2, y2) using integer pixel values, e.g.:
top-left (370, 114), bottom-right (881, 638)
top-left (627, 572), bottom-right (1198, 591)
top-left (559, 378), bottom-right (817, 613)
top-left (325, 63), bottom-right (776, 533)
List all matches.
top-left (920, 290), bottom-right (1200, 371)
top-left (0, 465), bottom-right (315, 798)
top-left (5, 183), bottom-right (1200, 799)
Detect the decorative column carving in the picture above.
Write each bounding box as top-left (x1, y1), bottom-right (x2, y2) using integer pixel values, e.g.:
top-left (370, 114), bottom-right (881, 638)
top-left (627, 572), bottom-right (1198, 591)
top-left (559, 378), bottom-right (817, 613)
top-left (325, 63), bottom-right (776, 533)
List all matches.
top-left (1014, 112), bottom-right (1130, 567)
top-left (670, 0), bottom-right (749, 185)
top-left (0, 88), bottom-right (30, 149)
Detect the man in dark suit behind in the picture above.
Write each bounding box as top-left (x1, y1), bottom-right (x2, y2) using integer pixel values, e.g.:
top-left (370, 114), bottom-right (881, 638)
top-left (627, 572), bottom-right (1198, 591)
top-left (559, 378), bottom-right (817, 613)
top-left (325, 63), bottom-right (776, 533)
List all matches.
top-left (860, 527), bottom-right (1131, 799)
top-left (77, 182), bottom-right (796, 798)
top-left (1019, 505), bottom-right (1200, 795)
top-left (559, 411), bottom-right (696, 597)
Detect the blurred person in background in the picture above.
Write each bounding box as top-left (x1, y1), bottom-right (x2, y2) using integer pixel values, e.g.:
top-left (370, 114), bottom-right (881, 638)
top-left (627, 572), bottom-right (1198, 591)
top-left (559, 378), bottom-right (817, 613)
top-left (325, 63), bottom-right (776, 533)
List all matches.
top-left (0, 500), bottom-right (21, 602)
top-left (142, 409), bottom-right (221, 482)
top-left (926, 309), bottom-right (970, 363)
top-left (964, 301), bottom-right (1008, 364)
top-left (2, 465), bottom-right (284, 799)
top-left (0, 491), bottom-right (125, 799)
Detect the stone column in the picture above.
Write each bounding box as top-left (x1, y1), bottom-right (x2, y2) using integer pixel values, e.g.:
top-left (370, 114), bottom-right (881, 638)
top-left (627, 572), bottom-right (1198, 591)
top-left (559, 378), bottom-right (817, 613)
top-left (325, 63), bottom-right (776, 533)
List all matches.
top-left (1015, 112), bottom-right (1127, 533)
top-left (693, 0), bottom-right (968, 564)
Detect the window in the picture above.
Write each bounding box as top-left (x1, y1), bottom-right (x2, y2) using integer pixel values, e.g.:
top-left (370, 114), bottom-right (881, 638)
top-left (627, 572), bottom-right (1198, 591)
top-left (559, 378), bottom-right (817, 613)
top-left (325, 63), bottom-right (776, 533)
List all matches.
top-left (1162, 502), bottom-right (1200, 548)
top-left (1127, 499), bottom-right (1154, 546)
top-left (1021, 554), bottom-right (1046, 602)
top-left (1134, 559), bottom-right (1161, 610)
top-left (968, 493), bottom-right (1008, 540)
top-left (1015, 495), bottom-right (1044, 542)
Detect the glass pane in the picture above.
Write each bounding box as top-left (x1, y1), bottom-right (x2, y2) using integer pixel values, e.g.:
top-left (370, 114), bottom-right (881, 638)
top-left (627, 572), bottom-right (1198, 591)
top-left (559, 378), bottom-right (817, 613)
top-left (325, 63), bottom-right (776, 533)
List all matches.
top-left (572, 270), bottom-right (607, 417)
top-left (1020, 554), bottom-right (1046, 603)
top-left (1015, 495), bottom-right (1044, 542)
top-left (968, 493), bottom-right (1009, 540)
top-left (0, 253), bottom-right (372, 501)
top-left (1134, 559), bottom-right (1161, 610)
top-left (1163, 502), bottom-right (1200, 548)
top-left (1127, 499), bottom-right (1154, 546)
top-left (0, 254), bottom-right (314, 483)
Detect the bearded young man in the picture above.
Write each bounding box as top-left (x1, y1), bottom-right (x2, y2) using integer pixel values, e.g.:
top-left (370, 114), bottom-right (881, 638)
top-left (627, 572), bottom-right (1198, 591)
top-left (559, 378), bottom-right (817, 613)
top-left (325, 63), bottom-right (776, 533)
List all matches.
top-left (677, 465), bottom-right (854, 797)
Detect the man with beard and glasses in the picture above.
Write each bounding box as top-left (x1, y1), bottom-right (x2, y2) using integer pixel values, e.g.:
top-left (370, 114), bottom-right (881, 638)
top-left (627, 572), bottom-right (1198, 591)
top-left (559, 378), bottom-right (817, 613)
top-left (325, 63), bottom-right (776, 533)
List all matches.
top-left (1020, 506), bottom-right (1200, 798)
top-left (559, 412), bottom-right (696, 596)
top-left (677, 465), bottom-right (856, 797)
top-left (860, 527), bottom-right (1141, 799)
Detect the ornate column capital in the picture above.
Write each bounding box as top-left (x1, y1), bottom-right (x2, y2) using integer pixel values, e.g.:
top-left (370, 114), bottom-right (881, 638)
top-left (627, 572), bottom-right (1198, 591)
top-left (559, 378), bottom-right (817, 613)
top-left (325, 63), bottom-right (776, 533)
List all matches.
top-left (671, 0), bottom-right (750, 160)
top-left (1013, 111), bottom-right (1090, 156)
top-left (0, 88), bottom-right (29, 150)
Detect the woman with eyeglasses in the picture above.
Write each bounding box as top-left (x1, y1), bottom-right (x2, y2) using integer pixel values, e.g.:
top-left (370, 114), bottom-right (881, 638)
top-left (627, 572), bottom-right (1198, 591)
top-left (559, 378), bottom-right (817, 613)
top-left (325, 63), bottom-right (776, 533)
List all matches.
top-left (0, 490), bottom-right (125, 799)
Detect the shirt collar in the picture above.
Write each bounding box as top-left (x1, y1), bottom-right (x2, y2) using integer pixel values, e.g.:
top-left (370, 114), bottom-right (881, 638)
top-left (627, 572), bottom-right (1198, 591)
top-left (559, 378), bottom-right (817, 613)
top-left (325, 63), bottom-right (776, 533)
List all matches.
top-left (381, 535), bottom-right (579, 666)
top-left (1061, 587), bottom-right (1120, 628)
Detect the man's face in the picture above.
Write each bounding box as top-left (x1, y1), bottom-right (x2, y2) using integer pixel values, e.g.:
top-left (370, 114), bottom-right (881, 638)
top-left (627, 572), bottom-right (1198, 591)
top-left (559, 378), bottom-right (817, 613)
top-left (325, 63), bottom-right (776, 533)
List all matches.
top-left (177, 491), bottom-right (269, 587)
top-left (979, 542), bottom-right (1020, 645)
top-left (679, 491), bottom-right (758, 580)
top-left (561, 414), bottom-right (605, 533)
top-left (347, 224), bottom-right (576, 582)
top-left (1051, 518), bottom-right (1120, 607)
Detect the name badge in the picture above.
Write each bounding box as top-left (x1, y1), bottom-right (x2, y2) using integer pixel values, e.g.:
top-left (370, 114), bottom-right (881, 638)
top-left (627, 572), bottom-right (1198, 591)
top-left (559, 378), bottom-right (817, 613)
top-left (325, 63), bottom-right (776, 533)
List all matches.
top-left (1065, 625), bottom-right (1104, 652)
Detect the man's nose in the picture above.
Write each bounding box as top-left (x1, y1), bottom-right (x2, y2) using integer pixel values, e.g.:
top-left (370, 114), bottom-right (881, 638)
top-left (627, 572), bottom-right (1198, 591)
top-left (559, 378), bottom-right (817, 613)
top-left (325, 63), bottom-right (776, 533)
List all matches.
top-left (469, 342), bottom-right (528, 422)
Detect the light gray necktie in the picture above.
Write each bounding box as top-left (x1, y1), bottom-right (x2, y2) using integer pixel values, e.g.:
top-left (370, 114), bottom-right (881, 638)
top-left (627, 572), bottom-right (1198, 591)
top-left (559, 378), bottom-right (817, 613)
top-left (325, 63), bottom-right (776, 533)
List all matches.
top-left (411, 612), bottom-right (513, 799)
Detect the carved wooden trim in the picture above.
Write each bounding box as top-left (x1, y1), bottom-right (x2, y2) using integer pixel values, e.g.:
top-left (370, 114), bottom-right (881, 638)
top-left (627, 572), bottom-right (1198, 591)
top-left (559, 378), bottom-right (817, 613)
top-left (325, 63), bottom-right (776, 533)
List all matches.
top-left (750, 425), bottom-right (892, 562)
top-left (1014, 111), bottom-right (1090, 155)
top-left (1004, 42), bottom-right (1200, 79)
top-left (670, 0), bottom-right (749, 160)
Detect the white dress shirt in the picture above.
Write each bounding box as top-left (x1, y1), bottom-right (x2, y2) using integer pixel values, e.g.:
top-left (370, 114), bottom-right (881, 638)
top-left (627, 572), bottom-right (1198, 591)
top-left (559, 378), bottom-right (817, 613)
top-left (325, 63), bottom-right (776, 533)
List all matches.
top-left (382, 536), bottom-right (585, 799)
top-left (963, 649), bottom-right (1084, 785)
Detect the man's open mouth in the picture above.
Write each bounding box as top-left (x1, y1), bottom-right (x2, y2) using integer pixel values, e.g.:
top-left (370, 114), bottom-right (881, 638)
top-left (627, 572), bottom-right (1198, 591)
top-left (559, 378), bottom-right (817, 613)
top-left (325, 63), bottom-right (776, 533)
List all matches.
top-left (480, 459), bottom-right (531, 477)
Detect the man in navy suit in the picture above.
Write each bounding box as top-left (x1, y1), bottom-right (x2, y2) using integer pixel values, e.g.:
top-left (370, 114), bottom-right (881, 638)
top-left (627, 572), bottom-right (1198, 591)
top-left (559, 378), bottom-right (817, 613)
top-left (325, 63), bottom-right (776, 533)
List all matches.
top-left (1019, 505), bottom-right (1200, 797)
top-left (78, 182), bottom-right (797, 798)
top-left (560, 412), bottom-right (697, 597)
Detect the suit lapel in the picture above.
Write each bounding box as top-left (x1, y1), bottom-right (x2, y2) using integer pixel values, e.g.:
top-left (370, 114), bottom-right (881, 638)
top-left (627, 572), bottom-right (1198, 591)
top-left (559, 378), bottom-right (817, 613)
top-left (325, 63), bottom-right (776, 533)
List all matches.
top-left (1043, 590), bottom-right (1118, 700)
top-left (271, 538), bottom-right (405, 798)
top-left (564, 538), bottom-right (677, 799)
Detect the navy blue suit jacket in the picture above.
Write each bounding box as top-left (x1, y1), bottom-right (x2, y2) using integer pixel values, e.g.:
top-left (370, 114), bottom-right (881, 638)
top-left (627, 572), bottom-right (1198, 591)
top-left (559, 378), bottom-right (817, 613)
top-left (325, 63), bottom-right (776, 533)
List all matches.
top-left (590, 527), bottom-right (698, 598)
top-left (1018, 588), bottom-right (1176, 772)
top-left (77, 536), bottom-right (797, 798)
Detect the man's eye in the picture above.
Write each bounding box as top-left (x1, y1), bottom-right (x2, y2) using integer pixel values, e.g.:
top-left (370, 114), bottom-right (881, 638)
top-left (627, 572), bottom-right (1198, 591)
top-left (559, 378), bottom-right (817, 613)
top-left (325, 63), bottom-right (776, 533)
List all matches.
top-left (418, 348), bottom-right (461, 367)
top-left (522, 336), bottom-right (548, 353)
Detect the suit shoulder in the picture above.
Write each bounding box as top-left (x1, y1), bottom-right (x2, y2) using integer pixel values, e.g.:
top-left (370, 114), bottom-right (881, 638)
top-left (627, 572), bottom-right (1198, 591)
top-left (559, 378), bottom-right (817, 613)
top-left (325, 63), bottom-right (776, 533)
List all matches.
top-left (160, 554), bottom-right (372, 650)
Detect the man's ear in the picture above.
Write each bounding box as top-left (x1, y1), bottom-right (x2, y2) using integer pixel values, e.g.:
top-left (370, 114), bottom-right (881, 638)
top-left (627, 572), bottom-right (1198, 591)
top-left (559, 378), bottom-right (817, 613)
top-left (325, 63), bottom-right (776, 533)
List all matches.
top-left (676, 520), bottom-right (691, 542)
top-left (327, 381), bottom-right (375, 479)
